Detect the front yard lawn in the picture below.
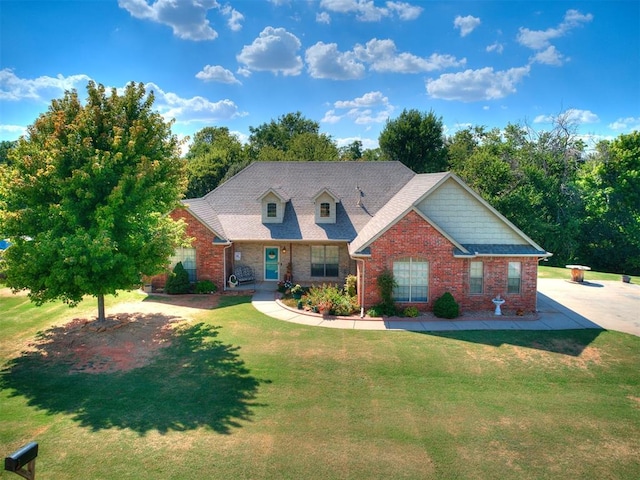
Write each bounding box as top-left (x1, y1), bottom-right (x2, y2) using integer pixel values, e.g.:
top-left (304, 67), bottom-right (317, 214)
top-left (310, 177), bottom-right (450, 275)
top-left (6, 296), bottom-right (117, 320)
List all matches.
top-left (1, 290), bottom-right (639, 479)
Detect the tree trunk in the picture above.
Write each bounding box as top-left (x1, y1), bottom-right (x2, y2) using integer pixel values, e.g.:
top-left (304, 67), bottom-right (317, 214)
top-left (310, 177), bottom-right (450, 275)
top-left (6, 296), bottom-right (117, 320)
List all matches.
top-left (97, 294), bottom-right (106, 324)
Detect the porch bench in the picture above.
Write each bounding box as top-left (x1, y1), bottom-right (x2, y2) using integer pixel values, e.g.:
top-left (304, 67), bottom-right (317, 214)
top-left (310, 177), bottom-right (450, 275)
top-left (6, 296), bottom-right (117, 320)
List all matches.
top-left (234, 265), bottom-right (255, 285)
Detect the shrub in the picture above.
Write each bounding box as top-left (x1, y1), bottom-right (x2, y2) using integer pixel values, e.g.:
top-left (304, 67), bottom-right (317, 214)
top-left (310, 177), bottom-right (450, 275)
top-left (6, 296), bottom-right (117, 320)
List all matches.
top-left (165, 262), bottom-right (191, 294)
top-left (366, 306), bottom-right (382, 317)
top-left (344, 274), bottom-right (357, 297)
top-left (377, 269), bottom-right (396, 305)
top-left (433, 292), bottom-right (460, 319)
top-left (195, 279), bottom-right (217, 294)
top-left (403, 306), bottom-right (420, 318)
top-left (306, 283), bottom-right (358, 316)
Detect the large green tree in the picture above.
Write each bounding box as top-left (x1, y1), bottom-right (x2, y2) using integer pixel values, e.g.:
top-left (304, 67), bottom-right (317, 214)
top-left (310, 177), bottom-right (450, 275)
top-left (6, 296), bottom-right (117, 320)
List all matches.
top-left (185, 126), bottom-right (245, 197)
top-left (0, 81), bottom-right (187, 323)
top-left (378, 109), bottom-right (448, 173)
top-left (247, 111), bottom-right (339, 161)
top-left (577, 132), bottom-right (640, 274)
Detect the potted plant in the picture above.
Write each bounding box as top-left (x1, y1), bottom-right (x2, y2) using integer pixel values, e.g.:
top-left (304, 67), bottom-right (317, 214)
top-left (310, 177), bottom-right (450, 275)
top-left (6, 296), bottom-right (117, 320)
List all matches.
top-left (318, 299), bottom-right (333, 316)
top-left (291, 284), bottom-right (303, 299)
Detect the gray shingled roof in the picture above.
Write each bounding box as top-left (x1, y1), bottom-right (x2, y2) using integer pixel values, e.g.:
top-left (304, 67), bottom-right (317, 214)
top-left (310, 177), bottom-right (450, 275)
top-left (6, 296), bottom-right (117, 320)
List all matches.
top-left (183, 161), bottom-right (415, 241)
top-left (181, 161), bottom-right (551, 258)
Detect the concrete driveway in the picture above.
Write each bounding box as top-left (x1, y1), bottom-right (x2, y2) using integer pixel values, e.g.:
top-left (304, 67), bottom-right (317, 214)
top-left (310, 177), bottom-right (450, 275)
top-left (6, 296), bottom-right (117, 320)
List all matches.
top-left (537, 278), bottom-right (640, 337)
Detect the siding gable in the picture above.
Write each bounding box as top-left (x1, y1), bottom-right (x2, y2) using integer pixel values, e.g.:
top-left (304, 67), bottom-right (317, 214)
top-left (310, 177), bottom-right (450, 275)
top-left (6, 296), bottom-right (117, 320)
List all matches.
top-left (417, 178), bottom-right (524, 245)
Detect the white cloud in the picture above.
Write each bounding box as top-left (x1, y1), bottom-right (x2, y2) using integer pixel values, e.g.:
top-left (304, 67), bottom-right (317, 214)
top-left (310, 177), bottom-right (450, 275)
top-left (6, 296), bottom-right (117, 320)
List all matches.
top-left (609, 117), bottom-right (640, 131)
top-left (426, 66), bottom-right (531, 102)
top-left (0, 69), bottom-right (91, 101)
top-left (305, 42), bottom-right (365, 80)
top-left (323, 91), bottom-right (394, 125)
top-left (530, 45), bottom-right (567, 66)
top-left (319, 0), bottom-right (422, 22)
top-left (486, 42), bottom-right (504, 54)
top-left (316, 11), bottom-right (331, 24)
top-left (386, 1), bottom-right (423, 21)
top-left (517, 8), bottom-right (593, 50)
top-left (0, 124), bottom-right (27, 138)
top-left (237, 27), bottom-right (303, 76)
top-left (305, 38), bottom-right (463, 79)
top-left (146, 82), bottom-right (246, 124)
top-left (118, 0), bottom-right (244, 41)
top-left (353, 38), bottom-right (465, 73)
top-left (220, 4), bottom-right (244, 32)
top-left (534, 108), bottom-right (599, 125)
top-left (454, 15), bottom-right (480, 37)
top-left (334, 90), bottom-right (387, 109)
top-left (196, 65), bottom-right (242, 84)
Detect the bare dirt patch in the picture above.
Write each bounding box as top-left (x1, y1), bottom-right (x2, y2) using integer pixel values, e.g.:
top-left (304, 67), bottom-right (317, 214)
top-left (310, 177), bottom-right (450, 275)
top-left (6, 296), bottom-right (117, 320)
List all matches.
top-left (30, 294), bottom-right (222, 374)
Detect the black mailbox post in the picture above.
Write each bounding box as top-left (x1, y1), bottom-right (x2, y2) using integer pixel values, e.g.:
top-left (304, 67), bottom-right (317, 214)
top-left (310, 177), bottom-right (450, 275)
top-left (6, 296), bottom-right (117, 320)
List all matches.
top-left (4, 442), bottom-right (38, 480)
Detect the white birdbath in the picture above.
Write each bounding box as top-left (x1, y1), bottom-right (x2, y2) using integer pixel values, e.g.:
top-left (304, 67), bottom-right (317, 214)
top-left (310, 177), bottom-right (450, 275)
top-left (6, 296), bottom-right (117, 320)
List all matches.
top-left (492, 295), bottom-right (505, 316)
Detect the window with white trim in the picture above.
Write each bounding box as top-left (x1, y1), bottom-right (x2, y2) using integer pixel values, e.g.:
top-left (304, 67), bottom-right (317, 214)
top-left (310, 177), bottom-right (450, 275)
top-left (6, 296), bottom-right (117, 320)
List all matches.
top-left (393, 257), bottom-right (428, 302)
top-left (320, 202), bottom-right (331, 218)
top-left (507, 262), bottom-right (521, 294)
top-left (170, 247), bottom-right (196, 282)
top-left (470, 261), bottom-right (483, 294)
top-left (267, 202), bottom-right (277, 218)
top-left (311, 245), bottom-right (339, 277)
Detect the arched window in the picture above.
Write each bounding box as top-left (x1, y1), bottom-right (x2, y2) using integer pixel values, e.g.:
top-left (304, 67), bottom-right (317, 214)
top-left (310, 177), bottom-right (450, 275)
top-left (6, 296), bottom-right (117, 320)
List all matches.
top-left (393, 257), bottom-right (428, 302)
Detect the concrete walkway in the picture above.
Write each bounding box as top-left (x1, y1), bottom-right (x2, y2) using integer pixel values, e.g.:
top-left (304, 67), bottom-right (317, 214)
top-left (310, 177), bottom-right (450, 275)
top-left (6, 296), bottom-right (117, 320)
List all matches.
top-left (251, 278), bottom-right (640, 336)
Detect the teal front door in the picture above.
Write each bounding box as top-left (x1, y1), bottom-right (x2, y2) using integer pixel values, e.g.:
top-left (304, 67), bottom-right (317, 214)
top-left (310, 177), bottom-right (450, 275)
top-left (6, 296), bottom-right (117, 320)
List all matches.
top-left (264, 247), bottom-right (279, 281)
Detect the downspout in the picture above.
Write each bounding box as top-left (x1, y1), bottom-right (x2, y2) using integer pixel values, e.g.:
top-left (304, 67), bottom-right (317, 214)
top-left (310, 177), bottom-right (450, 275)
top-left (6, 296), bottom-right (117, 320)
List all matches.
top-left (356, 258), bottom-right (366, 318)
top-left (223, 243), bottom-right (233, 292)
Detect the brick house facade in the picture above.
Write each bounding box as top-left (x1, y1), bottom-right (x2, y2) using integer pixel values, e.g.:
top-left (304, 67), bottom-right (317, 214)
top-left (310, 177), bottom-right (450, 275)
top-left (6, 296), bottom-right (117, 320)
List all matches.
top-left (153, 162), bottom-right (550, 314)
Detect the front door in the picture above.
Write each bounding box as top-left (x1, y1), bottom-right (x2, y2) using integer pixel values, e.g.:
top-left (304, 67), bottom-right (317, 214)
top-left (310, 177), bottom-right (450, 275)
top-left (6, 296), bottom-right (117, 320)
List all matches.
top-left (264, 247), bottom-right (280, 281)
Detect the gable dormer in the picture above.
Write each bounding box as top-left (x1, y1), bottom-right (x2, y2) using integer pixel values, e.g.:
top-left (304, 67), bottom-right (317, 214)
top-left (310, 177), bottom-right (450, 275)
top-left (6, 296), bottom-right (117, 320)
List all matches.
top-left (313, 188), bottom-right (340, 224)
top-left (259, 189), bottom-right (288, 223)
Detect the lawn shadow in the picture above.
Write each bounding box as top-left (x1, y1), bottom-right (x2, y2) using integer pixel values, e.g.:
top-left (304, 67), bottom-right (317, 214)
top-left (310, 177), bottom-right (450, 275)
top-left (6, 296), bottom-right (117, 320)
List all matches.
top-left (417, 328), bottom-right (604, 357)
top-left (0, 318), bottom-right (267, 435)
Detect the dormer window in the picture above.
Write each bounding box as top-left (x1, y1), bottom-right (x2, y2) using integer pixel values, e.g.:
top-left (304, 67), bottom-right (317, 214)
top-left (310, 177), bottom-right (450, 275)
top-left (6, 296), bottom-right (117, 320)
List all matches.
top-left (267, 202), bottom-right (277, 218)
top-left (320, 202), bottom-right (330, 218)
top-left (259, 188), bottom-right (289, 224)
top-left (313, 188), bottom-right (340, 224)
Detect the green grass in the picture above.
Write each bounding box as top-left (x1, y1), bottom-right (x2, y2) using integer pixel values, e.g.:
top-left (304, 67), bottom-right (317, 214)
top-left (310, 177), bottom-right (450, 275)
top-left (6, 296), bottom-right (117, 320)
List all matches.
top-left (1, 291), bottom-right (639, 479)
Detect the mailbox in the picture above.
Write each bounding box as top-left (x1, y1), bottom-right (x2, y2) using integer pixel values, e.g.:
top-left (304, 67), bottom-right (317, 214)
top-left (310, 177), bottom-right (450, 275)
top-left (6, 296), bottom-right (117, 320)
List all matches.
top-left (5, 442), bottom-right (38, 473)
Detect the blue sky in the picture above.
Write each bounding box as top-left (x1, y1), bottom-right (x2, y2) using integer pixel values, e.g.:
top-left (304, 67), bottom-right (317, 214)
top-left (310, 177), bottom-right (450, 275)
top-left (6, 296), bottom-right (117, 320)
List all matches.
top-left (1, 0), bottom-right (638, 152)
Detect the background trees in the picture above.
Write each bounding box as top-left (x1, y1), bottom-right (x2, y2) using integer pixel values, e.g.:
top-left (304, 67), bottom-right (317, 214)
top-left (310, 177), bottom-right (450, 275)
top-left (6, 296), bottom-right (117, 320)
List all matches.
top-left (0, 82), bottom-right (187, 322)
top-left (378, 109), bottom-right (448, 173)
top-left (577, 132), bottom-right (640, 274)
top-left (184, 127), bottom-right (245, 198)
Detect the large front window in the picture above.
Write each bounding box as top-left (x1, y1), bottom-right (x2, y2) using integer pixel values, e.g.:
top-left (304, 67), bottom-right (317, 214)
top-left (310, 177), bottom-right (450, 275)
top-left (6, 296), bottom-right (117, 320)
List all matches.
top-left (393, 257), bottom-right (428, 302)
top-left (170, 247), bottom-right (196, 282)
top-left (311, 245), bottom-right (339, 277)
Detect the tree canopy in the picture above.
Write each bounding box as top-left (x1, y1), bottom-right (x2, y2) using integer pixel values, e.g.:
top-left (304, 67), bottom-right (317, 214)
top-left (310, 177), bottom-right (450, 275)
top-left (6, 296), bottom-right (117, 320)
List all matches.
top-left (378, 109), bottom-right (447, 173)
top-left (184, 127), bottom-right (245, 198)
top-left (0, 81), bottom-right (187, 322)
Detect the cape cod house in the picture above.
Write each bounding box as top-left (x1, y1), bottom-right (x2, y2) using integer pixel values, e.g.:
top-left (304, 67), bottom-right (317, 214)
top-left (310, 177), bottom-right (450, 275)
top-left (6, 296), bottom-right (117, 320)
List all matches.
top-left (156, 161), bottom-right (551, 313)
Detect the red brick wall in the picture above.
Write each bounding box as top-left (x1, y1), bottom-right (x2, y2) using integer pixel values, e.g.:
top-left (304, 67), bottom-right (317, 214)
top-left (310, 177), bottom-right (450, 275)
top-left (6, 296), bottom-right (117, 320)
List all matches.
top-left (362, 210), bottom-right (539, 314)
top-left (149, 208), bottom-right (229, 291)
